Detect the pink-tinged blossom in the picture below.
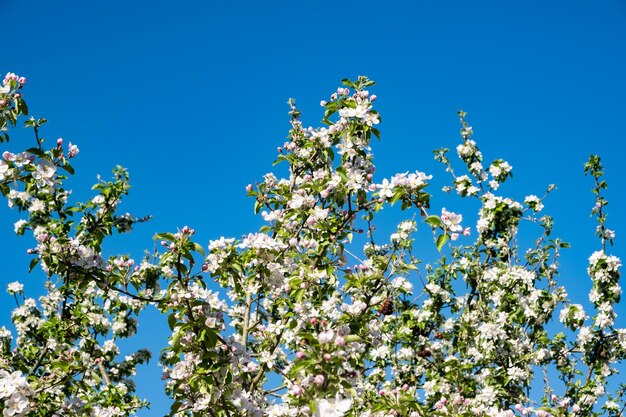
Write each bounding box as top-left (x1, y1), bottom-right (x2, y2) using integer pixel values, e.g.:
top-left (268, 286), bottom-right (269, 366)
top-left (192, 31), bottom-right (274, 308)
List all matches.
top-left (0, 161), bottom-right (10, 181)
top-left (334, 336), bottom-right (346, 347)
top-left (314, 374), bottom-right (325, 386)
top-left (288, 193), bottom-right (315, 209)
top-left (434, 398), bottom-right (447, 409)
top-left (441, 208), bottom-right (463, 232)
top-left (318, 329), bottom-right (334, 344)
top-left (238, 233), bottom-right (287, 251)
top-left (391, 170), bottom-right (432, 189)
top-left (32, 159), bottom-right (56, 188)
top-left (290, 385), bottom-right (304, 396)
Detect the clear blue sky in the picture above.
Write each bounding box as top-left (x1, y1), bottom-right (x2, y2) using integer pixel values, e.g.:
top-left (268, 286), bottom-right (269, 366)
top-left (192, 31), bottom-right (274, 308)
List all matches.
top-left (1, 1), bottom-right (625, 415)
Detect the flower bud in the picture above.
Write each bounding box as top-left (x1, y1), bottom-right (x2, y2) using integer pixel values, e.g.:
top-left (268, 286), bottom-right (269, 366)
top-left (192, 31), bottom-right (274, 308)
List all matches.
top-left (295, 351), bottom-right (305, 360)
top-left (314, 374), bottom-right (325, 386)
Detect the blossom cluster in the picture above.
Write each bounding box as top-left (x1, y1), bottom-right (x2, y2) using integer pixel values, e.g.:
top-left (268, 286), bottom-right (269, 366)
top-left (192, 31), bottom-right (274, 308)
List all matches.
top-left (0, 370), bottom-right (33, 417)
top-left (0, 73), bottom-right (624, 417)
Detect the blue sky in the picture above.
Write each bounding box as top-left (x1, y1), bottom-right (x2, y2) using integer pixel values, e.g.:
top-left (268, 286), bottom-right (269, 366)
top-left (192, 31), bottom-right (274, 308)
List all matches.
top-left (1, 0), bottom-right (625, 414)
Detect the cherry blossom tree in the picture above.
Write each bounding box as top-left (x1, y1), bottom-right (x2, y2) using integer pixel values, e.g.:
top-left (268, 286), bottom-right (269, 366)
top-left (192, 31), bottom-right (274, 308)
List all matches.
top-left (1, 72), bottom-right (624, 417)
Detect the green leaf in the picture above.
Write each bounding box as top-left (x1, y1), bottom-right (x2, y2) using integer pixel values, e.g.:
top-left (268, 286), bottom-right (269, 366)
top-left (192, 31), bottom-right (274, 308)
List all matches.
top-left (344, 334), bottom-right (362, 342)
top-left (168, 314), bottom-right (177, 330)
top-left (436, 233), bottom-right (448, 251)
top-left (425, 215), bottom-right (442, 228)
top-left (28, 258), bottom-right (40, 272)
top-left (25, 147), bottom-right (45, 157)
top-left (390, 189), bottom-right (404, 205)
top-left (155, 232), bottom-right (175, 242)
top-left (193, 243), bottom-right (206, 256)
top-left (170, 401), bottom-right (182, 414)
top-left (341, 79), bottom-right (355, 88)
top-left (61, 164), bottom-right (75, 175)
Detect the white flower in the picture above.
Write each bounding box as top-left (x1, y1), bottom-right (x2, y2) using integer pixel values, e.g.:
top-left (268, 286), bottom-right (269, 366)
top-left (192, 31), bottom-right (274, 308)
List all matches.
top-left (0, 327), bottom-right (11, 339)
top-left (13, 219), bottom-right (27, 234)
top-left (28, 198), bottom-right (46, 213)
top-left (112, 320), bottom-right (127, 334)
top-left (91, 405), bottom-right (122, 417)
top-left (0, 160), bottom-right (10, 180)
top-left (7, 281), bottom-right (23, 293)
top-left (92, 195), bottom-right (105, 205)
top-left (32, 159), bottom-right (57, 188)
top-left (377, 179), bottom-right (394, 199)
top-left (524, 195), bottom-right (544, 212)
top-left (314, 395), bottom-right (352, 417)
top-left (441, 208), bottom-right (463, 232)
top-left (391, 277), bottom-right (413, 293)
